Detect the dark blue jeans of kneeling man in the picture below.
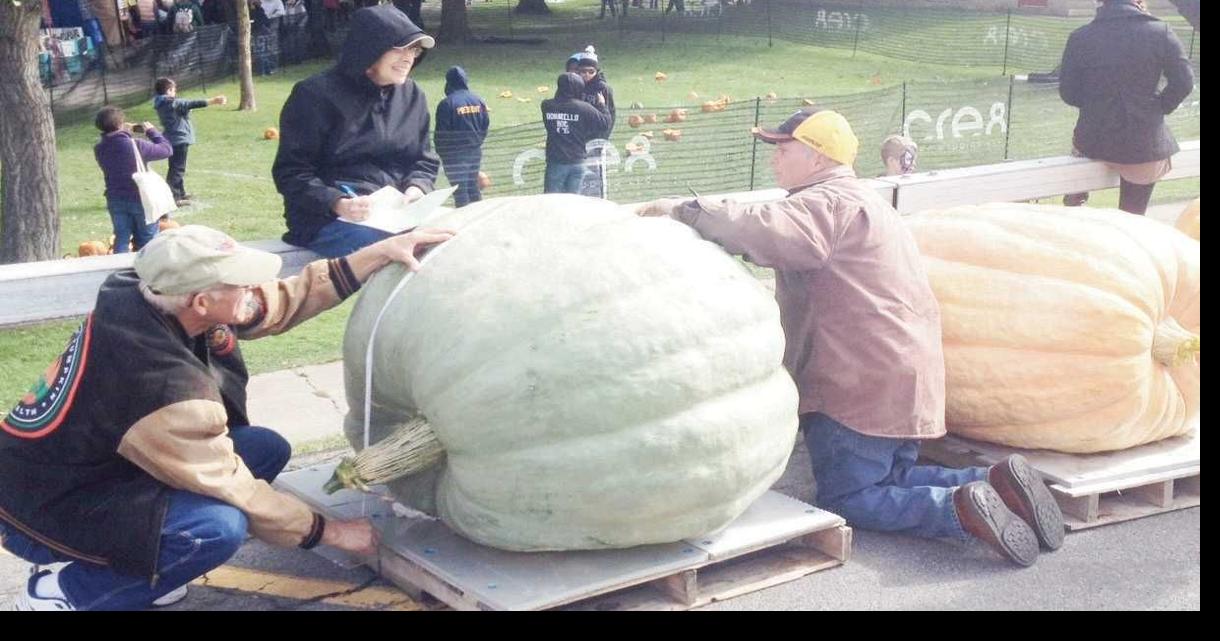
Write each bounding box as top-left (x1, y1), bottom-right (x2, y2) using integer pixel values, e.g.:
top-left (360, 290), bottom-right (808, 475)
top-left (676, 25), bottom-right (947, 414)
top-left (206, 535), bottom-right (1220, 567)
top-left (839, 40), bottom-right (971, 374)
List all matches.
top-left (801, 412), bottom-right (989, 541)
top-left (0, 425), bottom-right (291, 610)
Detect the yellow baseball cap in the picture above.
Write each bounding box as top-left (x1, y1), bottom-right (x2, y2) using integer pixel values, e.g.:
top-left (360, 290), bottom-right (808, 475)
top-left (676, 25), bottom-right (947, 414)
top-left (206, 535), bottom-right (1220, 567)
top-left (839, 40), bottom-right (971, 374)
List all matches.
top-left (134, 225), bottom-right (282, 295)
top-left (751, 108), bottom-right (859, 166)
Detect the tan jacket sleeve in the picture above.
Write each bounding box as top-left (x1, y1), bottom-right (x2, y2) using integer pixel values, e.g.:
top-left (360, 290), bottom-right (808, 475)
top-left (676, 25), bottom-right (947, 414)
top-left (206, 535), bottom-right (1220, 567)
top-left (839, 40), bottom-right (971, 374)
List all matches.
top-left (674, 192), bottom-right (837, 271)
top-left (239, 258), bottom-right (345, 340)
top-left (117, 399), bottom-right (316, 547)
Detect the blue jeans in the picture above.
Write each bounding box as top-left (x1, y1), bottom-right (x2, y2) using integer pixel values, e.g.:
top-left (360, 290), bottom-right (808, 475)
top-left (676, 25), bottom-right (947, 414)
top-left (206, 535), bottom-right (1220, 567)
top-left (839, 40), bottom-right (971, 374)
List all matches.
top-left (306, 219), bottom-right (394, 258)
top-left (544, 162), bottom-right (589, 194)
top-left (0, 425), bottom-right (291, 610)
top-left (801, 413), bottom-right (988, 541)
top-left (107, 198), bottom-right (157, 253)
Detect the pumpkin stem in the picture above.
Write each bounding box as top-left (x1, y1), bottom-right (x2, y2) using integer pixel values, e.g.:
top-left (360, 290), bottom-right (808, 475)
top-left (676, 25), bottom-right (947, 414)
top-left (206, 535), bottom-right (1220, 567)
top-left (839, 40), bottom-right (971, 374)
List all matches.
top-left (1152, 318), bottom-right (1200, 368)
top-left (323, 417), bottom-right (445, 494)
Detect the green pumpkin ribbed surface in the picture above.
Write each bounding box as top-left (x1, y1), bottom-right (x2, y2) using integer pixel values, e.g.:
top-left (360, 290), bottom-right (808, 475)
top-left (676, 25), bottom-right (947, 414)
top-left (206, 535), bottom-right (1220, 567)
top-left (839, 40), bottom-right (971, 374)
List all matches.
top-left (343, 194), bottom-right (798, 551)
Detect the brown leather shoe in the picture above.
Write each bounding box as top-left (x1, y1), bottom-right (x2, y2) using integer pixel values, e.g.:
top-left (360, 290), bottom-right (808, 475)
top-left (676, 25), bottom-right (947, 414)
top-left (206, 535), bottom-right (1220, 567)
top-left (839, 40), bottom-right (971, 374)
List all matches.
top-left (954, 481), bottom-right (1039, 567)
top-left (989, 454), bottom-right (1065, 551)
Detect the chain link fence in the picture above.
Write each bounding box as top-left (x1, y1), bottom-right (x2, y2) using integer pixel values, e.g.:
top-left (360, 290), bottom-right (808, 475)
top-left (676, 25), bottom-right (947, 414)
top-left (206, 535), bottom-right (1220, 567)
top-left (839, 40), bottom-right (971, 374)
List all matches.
top-left (38, 1), bottom-right (1200, 202)
top-left (465, 74), bottom-right (1199, 203)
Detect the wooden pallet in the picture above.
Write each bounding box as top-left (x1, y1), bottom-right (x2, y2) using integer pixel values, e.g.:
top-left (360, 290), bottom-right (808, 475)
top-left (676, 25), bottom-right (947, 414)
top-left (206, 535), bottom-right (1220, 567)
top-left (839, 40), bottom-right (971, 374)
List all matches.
top-left (275, 464), bottom-right (851, 611)
top-left (919, 425), bottom-right (1200, 531)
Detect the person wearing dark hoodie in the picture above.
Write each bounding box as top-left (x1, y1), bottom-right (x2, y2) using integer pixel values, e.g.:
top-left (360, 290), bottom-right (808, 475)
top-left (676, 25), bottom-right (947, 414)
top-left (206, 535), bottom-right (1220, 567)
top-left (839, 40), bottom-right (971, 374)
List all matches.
top-left (573, 49), bottom-right (616, 198)
top-left (1058, 0), bottom-right (1194, 215)
top-left (541, 72), bottom-right (612, 194)
top-left (273, 4), bottom-right (440, 257)
top-left (152, 77), bottom-right (227, 206)
top-left (434, 66), bottom-right (490, 208)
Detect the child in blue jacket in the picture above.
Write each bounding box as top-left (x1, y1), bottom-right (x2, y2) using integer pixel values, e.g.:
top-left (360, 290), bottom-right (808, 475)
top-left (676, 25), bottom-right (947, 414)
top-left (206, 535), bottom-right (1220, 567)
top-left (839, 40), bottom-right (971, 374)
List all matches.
top-left (152, 77), bottom-right (226, 205)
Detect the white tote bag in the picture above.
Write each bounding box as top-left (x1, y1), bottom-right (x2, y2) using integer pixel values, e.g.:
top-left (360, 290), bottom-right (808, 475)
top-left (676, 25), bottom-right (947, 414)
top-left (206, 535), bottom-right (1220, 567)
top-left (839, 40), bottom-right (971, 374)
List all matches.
top-left (130, 138), bottom-right (177, 225)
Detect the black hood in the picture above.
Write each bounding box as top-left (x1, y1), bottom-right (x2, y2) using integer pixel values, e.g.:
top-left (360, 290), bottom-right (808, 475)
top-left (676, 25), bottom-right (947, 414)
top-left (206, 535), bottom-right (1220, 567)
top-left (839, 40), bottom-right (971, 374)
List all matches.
top-left (555, 72), bottom-right (585, 100)
top-left (444, 66), bottom-right (470, 95)
top-left (337, 5), bottom-right (431, 86)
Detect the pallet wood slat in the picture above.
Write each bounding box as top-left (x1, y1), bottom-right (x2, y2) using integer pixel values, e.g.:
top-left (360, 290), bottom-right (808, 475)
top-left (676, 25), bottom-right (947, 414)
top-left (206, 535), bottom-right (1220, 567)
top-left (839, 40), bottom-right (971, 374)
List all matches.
top-left (919, 429), bottom-right (1200, 531)
top-left (275, 463), bottom-right (850, 610)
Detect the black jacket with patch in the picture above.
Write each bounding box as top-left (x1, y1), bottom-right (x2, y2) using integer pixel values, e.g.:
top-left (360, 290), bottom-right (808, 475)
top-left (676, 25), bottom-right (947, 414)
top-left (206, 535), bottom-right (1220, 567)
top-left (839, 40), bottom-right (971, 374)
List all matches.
top-left (0, 271), bottom-right (249, 580)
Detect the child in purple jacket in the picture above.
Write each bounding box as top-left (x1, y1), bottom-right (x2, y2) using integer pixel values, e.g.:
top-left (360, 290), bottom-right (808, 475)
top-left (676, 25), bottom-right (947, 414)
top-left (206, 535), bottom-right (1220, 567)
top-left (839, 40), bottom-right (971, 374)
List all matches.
top-left (93, 106), bottom-right (173, 252)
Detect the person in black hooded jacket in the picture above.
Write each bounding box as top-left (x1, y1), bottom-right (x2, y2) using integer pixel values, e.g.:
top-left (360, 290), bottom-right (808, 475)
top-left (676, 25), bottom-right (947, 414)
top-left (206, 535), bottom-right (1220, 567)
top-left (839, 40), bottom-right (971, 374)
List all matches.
top-left (541, 73), bottom-right (612, 194)
top-left (273, 4), bottom-right (440, 256)
top-left (1058, 0), bottom-right (1194, 215)
top-left (573, 52), bottom-right (616, 198)
top-left (434, 66), bottom-right (490, 208)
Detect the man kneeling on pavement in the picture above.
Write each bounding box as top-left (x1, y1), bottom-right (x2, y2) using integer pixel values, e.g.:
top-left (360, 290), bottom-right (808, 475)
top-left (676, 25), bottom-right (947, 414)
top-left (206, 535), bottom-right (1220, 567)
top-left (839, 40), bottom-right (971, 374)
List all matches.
top-left (0, 225), bottom-right (453, 610)
top-left (636, 108), bottom-right (1066, 566)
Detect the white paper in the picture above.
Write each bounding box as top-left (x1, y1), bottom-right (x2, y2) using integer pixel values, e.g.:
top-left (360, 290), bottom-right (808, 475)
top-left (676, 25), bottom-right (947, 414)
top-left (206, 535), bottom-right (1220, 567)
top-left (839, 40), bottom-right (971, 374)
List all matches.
top-left (348, 185), bottom-right (460, 233)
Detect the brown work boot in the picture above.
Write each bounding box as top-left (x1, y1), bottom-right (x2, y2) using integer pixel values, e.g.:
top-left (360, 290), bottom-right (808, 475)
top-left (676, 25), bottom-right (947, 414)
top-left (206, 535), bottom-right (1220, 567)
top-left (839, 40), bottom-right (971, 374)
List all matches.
top-left (954, 481), bottom-right (1039, 567)
top-left (989, 454), bottom-right (1065, 551)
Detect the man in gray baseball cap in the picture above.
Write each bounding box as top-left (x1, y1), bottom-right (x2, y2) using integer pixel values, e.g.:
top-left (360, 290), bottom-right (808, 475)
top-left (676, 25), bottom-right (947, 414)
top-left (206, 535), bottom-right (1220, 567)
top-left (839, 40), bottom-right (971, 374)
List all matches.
top-left (1, 225), bottom-right (452, 610)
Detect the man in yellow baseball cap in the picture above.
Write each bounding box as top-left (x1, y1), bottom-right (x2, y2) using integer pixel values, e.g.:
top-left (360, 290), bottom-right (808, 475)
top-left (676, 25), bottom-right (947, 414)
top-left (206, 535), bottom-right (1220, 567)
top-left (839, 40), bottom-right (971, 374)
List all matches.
top-left (634, 107), bottom-right (1065, 568)
top-left (749, 107), bottom-right (860, 166)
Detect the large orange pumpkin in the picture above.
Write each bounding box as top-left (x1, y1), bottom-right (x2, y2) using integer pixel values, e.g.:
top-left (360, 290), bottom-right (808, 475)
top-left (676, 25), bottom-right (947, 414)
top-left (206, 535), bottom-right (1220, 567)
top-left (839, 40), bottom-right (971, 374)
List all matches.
top-left (906, 203), bottom-right (1200, 454)
top-left (1175, 198), bottom-right (1199, 240)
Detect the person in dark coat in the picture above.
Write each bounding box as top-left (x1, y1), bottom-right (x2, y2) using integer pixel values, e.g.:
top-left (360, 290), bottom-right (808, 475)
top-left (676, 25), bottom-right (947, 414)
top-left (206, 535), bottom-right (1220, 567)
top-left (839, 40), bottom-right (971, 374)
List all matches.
top-left (541, 73), bottom-right (612, 194)
top-left (1058, 0), bottom-right (1194, 215)
top-left (272, 4), bottom-right (440, 257)
top-left (573, 50), bottom-right (616, 198)
top-left (434, 66), bottom-right (490, 208)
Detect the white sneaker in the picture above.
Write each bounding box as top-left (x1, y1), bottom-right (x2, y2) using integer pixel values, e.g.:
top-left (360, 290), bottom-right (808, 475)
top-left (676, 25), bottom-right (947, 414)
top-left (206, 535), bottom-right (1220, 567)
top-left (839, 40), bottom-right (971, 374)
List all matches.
top-left (151, 584), bottom-right (189, 607)
top-left (12, 567), bottom-right (74, 611)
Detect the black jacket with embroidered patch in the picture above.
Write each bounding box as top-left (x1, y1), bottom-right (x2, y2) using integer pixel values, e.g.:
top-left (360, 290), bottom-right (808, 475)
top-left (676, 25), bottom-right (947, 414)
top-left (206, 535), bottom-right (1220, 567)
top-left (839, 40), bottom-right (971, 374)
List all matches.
top-left (0, 271), bottom-right (249, 579)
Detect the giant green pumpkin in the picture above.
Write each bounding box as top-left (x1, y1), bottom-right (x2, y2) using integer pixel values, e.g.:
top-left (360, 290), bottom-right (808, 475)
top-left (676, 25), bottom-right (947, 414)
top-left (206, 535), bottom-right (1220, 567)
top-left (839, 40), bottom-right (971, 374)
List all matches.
top-left (341, 195), bottom-right (799, 551)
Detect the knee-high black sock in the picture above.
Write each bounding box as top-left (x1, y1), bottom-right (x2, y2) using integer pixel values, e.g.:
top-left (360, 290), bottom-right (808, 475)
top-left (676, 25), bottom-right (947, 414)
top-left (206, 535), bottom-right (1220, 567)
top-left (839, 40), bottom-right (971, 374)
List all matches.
top-left (1118, 179), bottom-right (1156, 215)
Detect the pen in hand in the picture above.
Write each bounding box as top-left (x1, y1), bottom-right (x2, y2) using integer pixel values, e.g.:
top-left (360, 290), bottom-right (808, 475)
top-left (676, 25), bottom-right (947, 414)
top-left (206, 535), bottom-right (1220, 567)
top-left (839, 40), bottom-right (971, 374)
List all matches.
top-left (335, 184), bottom-right (371, 222)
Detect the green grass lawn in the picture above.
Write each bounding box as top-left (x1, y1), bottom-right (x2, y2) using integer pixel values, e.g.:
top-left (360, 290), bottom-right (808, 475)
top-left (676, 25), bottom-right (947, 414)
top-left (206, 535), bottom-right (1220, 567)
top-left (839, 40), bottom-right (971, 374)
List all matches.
top-left (0, 19), bottom-right (1200, 408)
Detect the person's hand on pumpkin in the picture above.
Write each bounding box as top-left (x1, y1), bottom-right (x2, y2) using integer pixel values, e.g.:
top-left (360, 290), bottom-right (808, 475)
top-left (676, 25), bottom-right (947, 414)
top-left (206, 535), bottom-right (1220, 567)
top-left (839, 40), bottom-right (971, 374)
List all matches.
top-left (635, 198), bottom-right (686, 218)
top-left (379, 228), bottom-right (457, 271)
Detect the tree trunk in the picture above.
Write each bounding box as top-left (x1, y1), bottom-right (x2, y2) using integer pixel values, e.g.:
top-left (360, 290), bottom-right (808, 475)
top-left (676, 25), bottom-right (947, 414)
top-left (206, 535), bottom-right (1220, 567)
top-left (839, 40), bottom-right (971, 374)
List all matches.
top-left (438, 0), bottom-right (470, 43)
top-left (515, 0), bottom-right (551, 15)
top-left (235, 0), bottom-right (256, 110)
top-left (0, 0), bottom-right (60, 263)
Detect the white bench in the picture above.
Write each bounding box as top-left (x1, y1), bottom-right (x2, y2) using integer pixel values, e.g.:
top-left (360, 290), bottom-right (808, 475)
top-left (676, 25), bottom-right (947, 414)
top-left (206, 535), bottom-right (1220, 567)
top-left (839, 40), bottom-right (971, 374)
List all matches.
top-left (0, 240), bottom-right (320, 328)
top-left (0, 142), bottom-right (1197, 329)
